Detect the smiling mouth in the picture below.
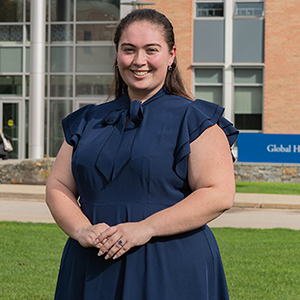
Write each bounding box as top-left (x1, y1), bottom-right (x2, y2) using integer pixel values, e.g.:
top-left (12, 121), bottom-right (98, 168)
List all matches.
top-left (132, 70), bottom-right (150, 76)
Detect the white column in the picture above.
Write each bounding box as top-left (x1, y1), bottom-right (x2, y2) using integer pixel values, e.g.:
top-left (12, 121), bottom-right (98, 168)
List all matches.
top-left (29, 0), bottom-right (46, 158)
top-left (120, 0), bottom-right (132, 18)
top-left (223, 0), bottom-right (234, 122)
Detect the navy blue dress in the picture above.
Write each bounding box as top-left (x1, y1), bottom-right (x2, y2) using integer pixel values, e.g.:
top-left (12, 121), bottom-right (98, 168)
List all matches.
top-left (55, 87), bottom-right (238, 300)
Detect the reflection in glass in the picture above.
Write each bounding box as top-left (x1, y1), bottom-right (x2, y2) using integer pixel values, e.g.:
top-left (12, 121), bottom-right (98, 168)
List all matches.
top-left (51, 24), bottom-right (73, 44)
top-left (51, 0), bottom-right (74, 21)
top-left (50, 75), bottom-right (73, 97)
top-left (0, 47), bottom-right (22, 72)
top-left (76, 46), bottom-right (115, 73)
top-left (0, 0), bottom-right (23, 22)
top-left (76, 75), bottom-right (113, 97)
top-left (0, 25), bottom-right (23, 44)
top-left (0, 76), bottom-right (22, 96)
top-left (235, 2), bottom-right (264, 16)
top-left (49, 100), bottom-right (72, 157)
top-left (77, 23), bottom-right (116, 44)
top-left (196, 3), bottom-right (224, 17)
top-left (77, 0), bottom-right (119, 22)
top-left (50, 47), bottom-right (73, 72)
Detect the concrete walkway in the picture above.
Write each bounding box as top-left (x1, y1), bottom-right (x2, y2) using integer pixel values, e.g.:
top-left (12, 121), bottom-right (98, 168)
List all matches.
top-left (1, 184), bottom-right (300, 229)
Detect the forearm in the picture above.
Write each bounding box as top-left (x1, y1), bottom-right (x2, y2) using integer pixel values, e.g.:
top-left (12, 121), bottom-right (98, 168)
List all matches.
top-left (46, 180), bottom-right (91, 239)
top-left (142, 187), bottom-right (234, 238)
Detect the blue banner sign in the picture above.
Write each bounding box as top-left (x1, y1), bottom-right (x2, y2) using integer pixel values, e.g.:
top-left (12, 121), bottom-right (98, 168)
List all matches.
top-left (238, 133), bottom-right (300, 163)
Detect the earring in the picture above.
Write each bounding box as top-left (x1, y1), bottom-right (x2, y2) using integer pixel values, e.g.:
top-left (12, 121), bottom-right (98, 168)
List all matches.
top-left (168, 65), bottom-right (172, 71)
top-left (116, 64), bottom-right (119, 69)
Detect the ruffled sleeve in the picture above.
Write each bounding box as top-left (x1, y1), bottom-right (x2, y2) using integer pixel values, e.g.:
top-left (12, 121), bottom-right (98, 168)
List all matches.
top-left (174, 99), bottom-right (239, 180)
top-left (62, 104), bottom-right (94, 148)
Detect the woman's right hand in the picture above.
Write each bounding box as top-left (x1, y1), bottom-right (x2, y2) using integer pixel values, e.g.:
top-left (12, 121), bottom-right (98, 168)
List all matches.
top-left (75, 223), bottom-right (110, 248)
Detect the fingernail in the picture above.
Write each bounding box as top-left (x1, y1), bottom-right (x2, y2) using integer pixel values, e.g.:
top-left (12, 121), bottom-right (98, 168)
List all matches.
top-left (94, 239), bottom-right (99, 245)
top-left (97, 250), bottom-right (103, 256)
top-left (105, 254), bottom-right (109, 260)
top-left (113, 255), bottom-right (117, 260)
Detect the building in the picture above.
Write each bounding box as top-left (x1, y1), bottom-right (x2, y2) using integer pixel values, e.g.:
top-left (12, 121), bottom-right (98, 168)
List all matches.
top-left (0, 0), bottom-right (299, 160)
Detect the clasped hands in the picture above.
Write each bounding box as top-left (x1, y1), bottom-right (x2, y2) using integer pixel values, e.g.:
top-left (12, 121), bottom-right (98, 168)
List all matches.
top-left (77, 221), bottom-right (153, 260)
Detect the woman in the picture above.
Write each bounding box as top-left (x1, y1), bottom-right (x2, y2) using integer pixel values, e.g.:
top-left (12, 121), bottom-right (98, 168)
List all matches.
top-left (46, 9), bottom-right (238, 300)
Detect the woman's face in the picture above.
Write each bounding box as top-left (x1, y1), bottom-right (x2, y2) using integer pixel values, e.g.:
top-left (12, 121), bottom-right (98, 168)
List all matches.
top-left (117, 21), bottom-right (176, 102)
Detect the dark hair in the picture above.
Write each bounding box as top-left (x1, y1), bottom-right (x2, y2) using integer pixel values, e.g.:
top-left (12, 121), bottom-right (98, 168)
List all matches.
top-left (110, 9), bottom-right (192, 100)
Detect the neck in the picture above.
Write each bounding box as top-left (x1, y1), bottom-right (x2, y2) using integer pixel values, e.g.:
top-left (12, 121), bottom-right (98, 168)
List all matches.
top-left (128, 86), bottom-right (163, 103)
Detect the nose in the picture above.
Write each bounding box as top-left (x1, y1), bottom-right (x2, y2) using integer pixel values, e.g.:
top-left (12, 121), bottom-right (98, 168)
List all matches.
top-left (133, 50), bottom-right (146, 66)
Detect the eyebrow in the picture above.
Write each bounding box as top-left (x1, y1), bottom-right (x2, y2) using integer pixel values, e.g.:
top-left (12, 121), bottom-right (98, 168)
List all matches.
top-left (120, 43), bottom-right (162, 48)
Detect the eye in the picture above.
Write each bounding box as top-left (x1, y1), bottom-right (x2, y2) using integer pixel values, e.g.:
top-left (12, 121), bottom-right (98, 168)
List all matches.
top-left (123, 47), bottom-right (134, 53)
top-left (147, 48), bottom-right (158, 54)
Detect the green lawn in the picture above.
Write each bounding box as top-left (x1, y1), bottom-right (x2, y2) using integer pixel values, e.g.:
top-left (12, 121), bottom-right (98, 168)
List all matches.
top-left (236, 181), bottom-right (300, 195)
top-left (213, 227), bottom-right (300, 300)
top-left (1, 222), bottom-right (300, 299)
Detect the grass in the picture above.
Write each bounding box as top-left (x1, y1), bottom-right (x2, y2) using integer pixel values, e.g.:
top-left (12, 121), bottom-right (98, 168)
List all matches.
top-left (0, 222), bottom-right (67, 300)
top-left (1, 222), bottom-right (300, 299)
top-left (236, 181), bottom-right (300, 195)
top-left (213, 227), bottom-right (300, 300)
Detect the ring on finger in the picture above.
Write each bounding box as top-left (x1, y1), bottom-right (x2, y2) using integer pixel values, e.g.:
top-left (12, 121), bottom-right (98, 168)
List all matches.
top-left (118, 239), bottom-right (124, 247)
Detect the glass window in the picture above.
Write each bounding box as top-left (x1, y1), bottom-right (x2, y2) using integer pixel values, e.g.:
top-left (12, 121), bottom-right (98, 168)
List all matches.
top-left (0, 47), bottom-right (22, 72)
top-left (51, 0), bottom-right (74, 22)
top-left (195, 69), bottom-right (222, 84)
top-left (49, 100), bottom-right (72, 157)
top-left (194, 69), bottom-right (223, 106)
top-left (0, 25), bottom-right (23, 44)
top-left (0, 0), bottom-right (23, 22)
top-left (234, 69), bottom-right (263, 130)
top-left (50, 46), bottom-right (73, 72)
top-left (76, 0), bottom-right (120, 22)
top-left (196, 3), bottom-right (224, 17)
top-left (76, 75), bottom-right (113, 97)
top-left (195, 86), bottom-right (222, 106)
top-left (26, 75), bottom-right (29, 97)
top-left (2, 102), bottom-right (19, 159)
top-left (26, 0), bottom-right (30, 22)
top-left (51, 24), bottom-right (73, 44)
top-left (76, 46), bottom-right (115, 73)
top-left (76, 24), bottom-right (116, 44)
top-left (50, 75), bottom-right (73, 97)
top-left (235, 2), bottom-right (264, 16)
top-left (234, 69), bottom-right (262, 84)
top-left (0, 75), bottom-right (22, 96)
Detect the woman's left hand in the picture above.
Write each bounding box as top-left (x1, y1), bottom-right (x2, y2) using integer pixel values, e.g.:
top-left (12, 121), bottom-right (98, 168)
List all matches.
top-left (93, 221), bottom-right (153, 260)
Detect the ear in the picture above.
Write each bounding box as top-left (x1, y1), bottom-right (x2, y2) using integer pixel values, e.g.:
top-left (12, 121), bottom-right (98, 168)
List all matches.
top-left (169, 45), bottom-right (176, 65)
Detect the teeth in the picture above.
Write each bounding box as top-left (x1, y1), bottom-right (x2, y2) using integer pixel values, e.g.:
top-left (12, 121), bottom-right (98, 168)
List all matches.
top-left (133, 71), bottom-right (148, 76)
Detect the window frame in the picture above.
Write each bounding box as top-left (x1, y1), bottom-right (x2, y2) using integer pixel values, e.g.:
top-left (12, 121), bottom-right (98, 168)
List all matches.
top-left (233, 66), bottom-right (264, 132)
top-left (194, 0), bottom-right (225, 19)
top-left (193, 66), bottom-right (224, 106)
top-left (234, 1), bottom-right (265, 19)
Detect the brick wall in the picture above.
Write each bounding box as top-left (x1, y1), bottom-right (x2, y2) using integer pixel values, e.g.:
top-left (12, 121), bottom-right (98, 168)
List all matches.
top-left (264, 0), bottom-right (300, 134)
top-left (144, 0), bottom-right (193, 92)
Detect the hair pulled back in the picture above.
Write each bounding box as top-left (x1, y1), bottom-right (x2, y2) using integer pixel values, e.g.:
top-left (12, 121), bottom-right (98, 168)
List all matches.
top-left (111, 9), bottom-right (192, 100)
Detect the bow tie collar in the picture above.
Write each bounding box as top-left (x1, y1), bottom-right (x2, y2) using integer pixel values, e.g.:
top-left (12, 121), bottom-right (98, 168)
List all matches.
top-left (101, 100), bottom-right (144, 127)
top-left (95, 99), bottom-right (144, 183)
